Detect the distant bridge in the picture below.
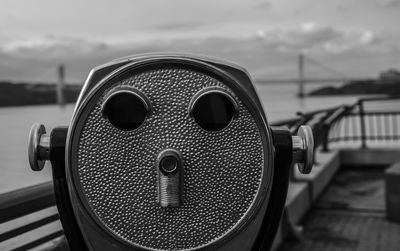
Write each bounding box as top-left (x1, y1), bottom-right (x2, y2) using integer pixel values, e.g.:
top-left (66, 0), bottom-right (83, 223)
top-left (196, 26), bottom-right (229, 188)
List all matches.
top-left (257, 78), bottom-right (373, 85)
top-left (257, 54), bottom-right (375, 97)
top-left (32, 54), bottom-right (374, 101)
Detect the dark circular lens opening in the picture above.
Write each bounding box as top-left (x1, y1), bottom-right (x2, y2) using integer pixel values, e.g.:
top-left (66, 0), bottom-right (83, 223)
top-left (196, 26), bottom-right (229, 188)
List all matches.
top-left (102, 91), bottom-right (148, 131)
top-left (191, 92), bottom-right (236, 131)
top-left (160, 156), bottom-right (178, 174)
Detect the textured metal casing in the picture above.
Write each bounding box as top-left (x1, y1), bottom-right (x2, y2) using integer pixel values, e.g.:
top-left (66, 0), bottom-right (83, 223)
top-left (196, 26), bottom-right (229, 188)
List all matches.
top-left (65, 54), bottom-right (275, 251)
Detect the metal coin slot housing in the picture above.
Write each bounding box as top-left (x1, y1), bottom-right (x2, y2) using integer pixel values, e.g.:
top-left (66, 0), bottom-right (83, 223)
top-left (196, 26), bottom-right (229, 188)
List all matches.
top-left (156, 149), bottom-right (184, 207)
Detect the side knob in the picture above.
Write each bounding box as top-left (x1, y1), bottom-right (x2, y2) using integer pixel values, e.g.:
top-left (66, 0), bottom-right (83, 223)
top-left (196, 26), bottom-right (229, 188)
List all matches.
top-left (28, 123), bottom-right (50, 171)
top-left (292, 125), bottom-right (314, 174)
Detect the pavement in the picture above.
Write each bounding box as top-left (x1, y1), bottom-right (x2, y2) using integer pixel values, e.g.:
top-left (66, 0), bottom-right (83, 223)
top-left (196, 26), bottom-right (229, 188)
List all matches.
top-left (279, 167), bottom-right (400, 251)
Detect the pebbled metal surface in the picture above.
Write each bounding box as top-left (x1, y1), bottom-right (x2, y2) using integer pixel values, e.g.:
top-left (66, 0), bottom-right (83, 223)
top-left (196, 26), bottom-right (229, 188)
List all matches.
top-left (71, 67), bottom-right (266, 250)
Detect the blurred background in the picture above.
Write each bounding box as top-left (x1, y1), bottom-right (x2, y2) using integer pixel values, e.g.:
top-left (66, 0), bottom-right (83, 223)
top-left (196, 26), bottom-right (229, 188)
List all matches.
top-left (0, 0), bottom-right (399, 201)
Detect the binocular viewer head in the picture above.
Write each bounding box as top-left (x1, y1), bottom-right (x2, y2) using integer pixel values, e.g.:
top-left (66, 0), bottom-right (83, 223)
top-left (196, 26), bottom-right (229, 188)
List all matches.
top-left (28, 54), bottom-right (313, 251)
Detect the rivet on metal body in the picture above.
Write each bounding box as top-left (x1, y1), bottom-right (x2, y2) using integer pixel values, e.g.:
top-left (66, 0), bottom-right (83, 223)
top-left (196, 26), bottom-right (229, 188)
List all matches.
top-left (156, 149), bottom-right (183, 207)
top-left (292, 125), bottom-right (314, 174)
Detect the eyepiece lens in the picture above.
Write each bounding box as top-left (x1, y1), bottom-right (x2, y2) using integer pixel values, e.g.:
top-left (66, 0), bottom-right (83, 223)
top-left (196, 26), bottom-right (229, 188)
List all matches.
top-left (102, 91), bottom-right (148, 130)
top-left (191, 92), bottom-right (236, 131)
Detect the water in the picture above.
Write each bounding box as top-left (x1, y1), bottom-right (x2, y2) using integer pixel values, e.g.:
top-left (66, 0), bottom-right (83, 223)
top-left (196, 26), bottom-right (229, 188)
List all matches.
top-left (0, 104), bottom-right (75, 193)
top-left (0, 83), bottom-right (358, 194)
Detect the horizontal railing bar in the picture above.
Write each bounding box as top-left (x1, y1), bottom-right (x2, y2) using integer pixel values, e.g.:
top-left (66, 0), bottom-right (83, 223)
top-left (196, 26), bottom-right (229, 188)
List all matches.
top-left (9, 230), bottom-right (64, 251)
top-left (297, 105), bottom-right (347, 118)
top-left (365, 135), bottom-right (400, 140)
top-left (323, 106), bottom-right (349, 126)
top-left (358, 95), bottom-right (400, 103)
top-left (329, 136), bottom-right (359, 142)
top-left (0, 181), bottom-right (55, 223)
top-left (329, 135), bottom-right (400, 141)
top-left (271, 104), bottom-right (349, 128)
top-left (347, 111), bottom-right (400, 116)
top-left (0, 214), bottom-right (59, 242)
top-left (271, 117), bottom-right (302, 127)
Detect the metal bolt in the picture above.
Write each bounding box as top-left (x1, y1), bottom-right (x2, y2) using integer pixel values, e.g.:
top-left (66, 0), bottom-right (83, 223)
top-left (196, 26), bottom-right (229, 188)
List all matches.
top-left (292, 125), bottom-right (314, 174)
top-left (28, 123), bottom-right (50, 171)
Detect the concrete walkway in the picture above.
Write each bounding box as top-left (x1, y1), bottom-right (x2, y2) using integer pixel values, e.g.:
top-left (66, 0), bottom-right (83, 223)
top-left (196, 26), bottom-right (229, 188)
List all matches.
top-left (279, 168), bottom-right (400, 251)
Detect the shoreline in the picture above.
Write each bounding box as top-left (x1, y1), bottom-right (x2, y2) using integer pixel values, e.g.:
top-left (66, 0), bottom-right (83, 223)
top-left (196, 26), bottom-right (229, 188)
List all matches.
top-left (309, 80), bottom-right (400, 96)
top-left (0, 82), bottom-right (81, 107)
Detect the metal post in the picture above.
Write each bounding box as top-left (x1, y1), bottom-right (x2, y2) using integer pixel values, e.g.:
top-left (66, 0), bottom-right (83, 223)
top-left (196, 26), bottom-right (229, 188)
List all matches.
top-left (57, 64), bottom-right (65, 107)
top-left (297, 53), bottom-right (305, 98)
top-left (322, 124), bottom-right (330, 152)
top-left (359, 100), bottom-right (367, 149)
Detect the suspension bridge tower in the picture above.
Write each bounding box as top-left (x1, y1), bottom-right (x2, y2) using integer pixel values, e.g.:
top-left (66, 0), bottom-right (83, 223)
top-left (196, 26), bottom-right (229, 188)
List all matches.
top-left (296, 54), bottom-right (348, 98)
top-left (297, 54), bottom-right (305, 98)
top-left (33, 64), bottom-right (66, 107)
top-left (57, 64), bottom-right (65, 107)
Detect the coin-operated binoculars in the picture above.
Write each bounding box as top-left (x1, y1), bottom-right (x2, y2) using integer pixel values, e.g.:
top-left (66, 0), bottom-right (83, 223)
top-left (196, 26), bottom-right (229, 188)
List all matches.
top-left (28, 54), bottom-right (314, 251)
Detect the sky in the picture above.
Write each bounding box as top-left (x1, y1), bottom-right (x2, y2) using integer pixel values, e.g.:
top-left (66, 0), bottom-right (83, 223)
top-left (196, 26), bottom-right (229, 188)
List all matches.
top-left (0, 0), bottom-right (399, 83)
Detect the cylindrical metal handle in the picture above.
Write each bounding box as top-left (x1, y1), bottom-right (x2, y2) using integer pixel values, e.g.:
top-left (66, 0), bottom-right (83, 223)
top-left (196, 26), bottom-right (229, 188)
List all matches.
top-left (28, 123), bottom-right (50, 171)
top-left (292, 125), bottom-right (314, 174)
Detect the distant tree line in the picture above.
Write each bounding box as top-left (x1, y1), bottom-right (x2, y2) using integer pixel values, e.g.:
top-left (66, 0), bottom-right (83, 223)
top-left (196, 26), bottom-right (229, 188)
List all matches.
top-left (310, 80), bottom-right (400, 96)
top-left (0, 82), bottom-right (81, 107)
top-left (310, 69), bottom-right (400, 96)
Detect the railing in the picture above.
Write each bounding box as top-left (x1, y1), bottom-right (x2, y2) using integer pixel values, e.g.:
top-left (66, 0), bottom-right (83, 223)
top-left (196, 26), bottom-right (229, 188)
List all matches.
top-left (0, 182), bottom-right (63, 251)
top-left (1, 95), bottom-right (399, 250)
top-left (328, 96), bottom-right (400, 149)
top-left (272, 95), bottom-right (400, 151)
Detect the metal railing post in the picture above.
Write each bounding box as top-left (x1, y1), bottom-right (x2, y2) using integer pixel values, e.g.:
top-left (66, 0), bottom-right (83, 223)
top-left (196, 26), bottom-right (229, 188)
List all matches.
top-left (358, 100), bottom-right (367, 149)
top-left (322, 123), bottom-right (330, 152)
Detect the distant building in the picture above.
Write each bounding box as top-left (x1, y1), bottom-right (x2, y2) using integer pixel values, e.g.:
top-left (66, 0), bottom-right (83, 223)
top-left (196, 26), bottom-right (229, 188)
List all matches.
top-left (379, 69), bottom-right (400, 84)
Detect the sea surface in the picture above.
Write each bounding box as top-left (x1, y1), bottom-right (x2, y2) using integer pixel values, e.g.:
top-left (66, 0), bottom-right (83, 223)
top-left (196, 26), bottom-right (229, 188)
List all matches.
top-left (0, 83), bottom-right (359, 194)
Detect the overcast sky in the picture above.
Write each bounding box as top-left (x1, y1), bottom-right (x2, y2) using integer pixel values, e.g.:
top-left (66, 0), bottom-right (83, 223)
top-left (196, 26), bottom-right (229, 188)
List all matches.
top-left (0, 0), bottom-right (399, 82)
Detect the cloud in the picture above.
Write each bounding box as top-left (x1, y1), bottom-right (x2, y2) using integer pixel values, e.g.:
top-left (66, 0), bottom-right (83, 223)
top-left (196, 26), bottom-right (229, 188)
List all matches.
top-left (375, 0), bottom-right (400, 7)
top-left (152, 22), bottom-right (203, 31)
top-left (0, 23), bottom-right (397, 82)
top-left (253, 1), bottom-right (271, 9)
top-left (255, 22), bottom-right (386, 54)
top-left (0, 34), bottom-right (175, 82)
top-left (0, 35), bottom-right (108, 58)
